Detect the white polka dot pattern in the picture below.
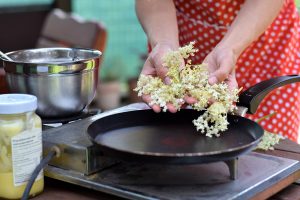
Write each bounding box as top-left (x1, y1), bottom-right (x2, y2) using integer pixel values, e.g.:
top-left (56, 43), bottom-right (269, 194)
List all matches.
top-left (174, 0), bottom-right (300, 142)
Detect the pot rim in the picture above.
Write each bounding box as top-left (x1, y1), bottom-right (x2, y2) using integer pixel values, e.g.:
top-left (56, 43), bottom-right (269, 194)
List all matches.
top-left (2, 47), bottom-right (101, 65)
top-left (2, 47), bottom-right (101, 75)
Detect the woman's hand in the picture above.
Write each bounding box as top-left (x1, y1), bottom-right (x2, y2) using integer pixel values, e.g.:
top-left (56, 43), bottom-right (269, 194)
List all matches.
top-left (141, 43), bottom-right (173, 83)
top-left (202, 0), bottom-right (284, 90)
top-left (204, 46), bottom-right (238, 91)
top-left (183, 45), bottom-right (239, 105)
top-left (201, 0), bottom-right (284, 91)
top-left (136, 0), bottom-right (181, 112)
top-left (140, 43), bottom-right (184, 113)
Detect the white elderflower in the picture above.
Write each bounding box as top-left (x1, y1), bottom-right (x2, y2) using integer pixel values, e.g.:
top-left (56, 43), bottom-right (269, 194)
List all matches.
top-left (134, 75), bottom-right (164, 97)
top-left (135, 42), bottom-right (239, 137)
top-left (256, 131), bottom-right (283, 150)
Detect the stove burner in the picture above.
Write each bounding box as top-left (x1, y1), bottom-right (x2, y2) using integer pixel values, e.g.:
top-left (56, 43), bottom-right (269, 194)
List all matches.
top-left (42, 104), bottom-right (300, 200)
top-left (42, 109), bottom-right (101, 124)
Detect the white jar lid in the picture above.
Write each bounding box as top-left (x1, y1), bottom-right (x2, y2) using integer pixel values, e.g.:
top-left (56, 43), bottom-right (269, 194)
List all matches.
top-left (0, 94), bottom-right (37, 114)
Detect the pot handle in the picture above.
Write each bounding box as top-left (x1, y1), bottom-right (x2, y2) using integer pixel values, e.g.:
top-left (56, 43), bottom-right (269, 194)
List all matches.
top-left (237, 75), bottom-right (300, 114)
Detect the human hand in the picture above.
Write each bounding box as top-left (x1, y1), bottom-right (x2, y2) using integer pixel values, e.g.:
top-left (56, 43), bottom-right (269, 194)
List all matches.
top-left (184, 46), bottom-right (239, 105)
top-left (140, 43), bottom-right (184, 113)
top-left (204, 46), bottom-right (238, 91)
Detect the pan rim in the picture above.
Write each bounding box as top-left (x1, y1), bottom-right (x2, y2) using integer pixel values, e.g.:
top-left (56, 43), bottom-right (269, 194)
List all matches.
top-left (87, 110), bottom-right (264, 158)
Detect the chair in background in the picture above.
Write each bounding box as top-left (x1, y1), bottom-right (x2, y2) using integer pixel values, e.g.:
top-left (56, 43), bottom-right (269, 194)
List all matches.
top-left (37, 8), bottom-right (107, 65)
top-left (37, 9), bottom-right (108, 109)
top-left (0, 69), bottom-right (8, 94)
top-left (0, 9), bottom-right (107, 94)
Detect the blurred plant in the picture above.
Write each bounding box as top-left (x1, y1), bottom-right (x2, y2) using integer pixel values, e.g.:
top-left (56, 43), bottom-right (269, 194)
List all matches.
top-left (100, 56), bottom-right (126, 82)
top-left (255, 112), bottom-right (282, 151)
top-left (127, 48), bottom-right (148, 79)
top-left (256, 131), bottom-right (283, 151)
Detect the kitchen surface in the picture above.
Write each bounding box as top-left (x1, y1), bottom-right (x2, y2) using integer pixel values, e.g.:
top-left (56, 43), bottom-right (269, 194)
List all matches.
top-left (38, 107), bottom-right (300, 200)
top-left (34, 141), bottom-right (300, 200)
top-left (1, 1), bottom-right (300, 200)
top-left (36, 104), bottom-right (300, 200)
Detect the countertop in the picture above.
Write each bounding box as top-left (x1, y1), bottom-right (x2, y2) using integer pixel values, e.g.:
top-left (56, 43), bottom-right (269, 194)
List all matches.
top-left (32, 139), bottom-right (300, 200)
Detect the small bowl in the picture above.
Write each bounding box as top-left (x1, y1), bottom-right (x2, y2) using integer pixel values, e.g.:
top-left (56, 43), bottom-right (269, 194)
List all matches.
top-left (2, 47), bottom-right (101, 118)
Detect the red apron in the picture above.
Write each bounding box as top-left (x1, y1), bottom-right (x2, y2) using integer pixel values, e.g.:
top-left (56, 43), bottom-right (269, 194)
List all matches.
top-left (174, 0), bottom-right (300, 142)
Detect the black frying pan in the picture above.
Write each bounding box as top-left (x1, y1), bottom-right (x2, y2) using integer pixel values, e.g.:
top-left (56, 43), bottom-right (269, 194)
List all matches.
top-left (87, 75), bottom-right (300, 164)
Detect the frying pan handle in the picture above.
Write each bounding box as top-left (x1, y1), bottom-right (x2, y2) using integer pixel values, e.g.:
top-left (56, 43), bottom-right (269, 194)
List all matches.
top-left (237, 75), bottom-right (300, 114)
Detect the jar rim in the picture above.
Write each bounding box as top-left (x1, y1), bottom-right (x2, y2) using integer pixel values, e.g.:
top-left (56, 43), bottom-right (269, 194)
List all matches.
top-left (0, 94), bottom-right (37, 114)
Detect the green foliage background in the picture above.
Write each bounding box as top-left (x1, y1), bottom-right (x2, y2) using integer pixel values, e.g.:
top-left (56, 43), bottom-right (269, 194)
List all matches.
top-left (1, 0), bottom-right (300, 82)
top-left (72, 0), bottom-right (147, 82)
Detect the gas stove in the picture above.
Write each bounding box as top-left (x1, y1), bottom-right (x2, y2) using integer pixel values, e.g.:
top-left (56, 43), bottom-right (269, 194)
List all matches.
top-left (42, 103), bottom-right (300, 200)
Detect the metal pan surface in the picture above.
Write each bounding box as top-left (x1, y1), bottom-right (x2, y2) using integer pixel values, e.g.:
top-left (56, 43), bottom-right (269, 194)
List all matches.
top-left (87, 75), bottom-right (300, 164)
top-left (87, 109), bottom-right (263, 164)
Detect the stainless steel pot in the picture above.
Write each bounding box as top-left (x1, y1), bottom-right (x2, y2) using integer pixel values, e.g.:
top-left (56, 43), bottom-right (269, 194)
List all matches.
top-left (2, 48), bottom-right (101, 118)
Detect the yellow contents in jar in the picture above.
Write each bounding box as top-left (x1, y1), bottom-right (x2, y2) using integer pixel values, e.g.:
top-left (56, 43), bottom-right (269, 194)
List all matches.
top-left (0, 173), bottom-right (44, 199)
top-left (0, 113), bottom-right (44, 199)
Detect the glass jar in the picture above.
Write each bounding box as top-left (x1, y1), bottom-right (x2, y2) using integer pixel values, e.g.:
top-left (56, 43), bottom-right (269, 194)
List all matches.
top-left (0, 94), bottom-right (44, 199)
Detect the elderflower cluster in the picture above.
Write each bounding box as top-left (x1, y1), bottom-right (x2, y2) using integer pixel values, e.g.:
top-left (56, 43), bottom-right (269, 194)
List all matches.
top-left (256, 131), bottom-right (283, 151)
top-left (134, 42), bottom-right (239, 137)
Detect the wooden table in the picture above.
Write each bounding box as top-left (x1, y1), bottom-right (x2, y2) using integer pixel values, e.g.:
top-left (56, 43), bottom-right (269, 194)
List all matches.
top-left (33, 139), bottom-right (300, 200)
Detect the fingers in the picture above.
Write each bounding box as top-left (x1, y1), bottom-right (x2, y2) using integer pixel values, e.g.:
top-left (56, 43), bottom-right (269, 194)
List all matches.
top-left (150, 45), bottom-right (171, 82)
top-left (142, 95), bottom-right (181, 113)
top-left (184, 95), bottom-right (215, 106)
top-left (143, 43), bottom-right (185, 85)
top-left (141, 56), bottom-right (172, 85)
top-left (208, 56), bottom-right (235, 85)
top-left (150, 44), bottom-right (185, 84)
top-left (152, 61), bottom-right (171, 85)
top-left (141, 58), bottom-right (156, 76)
top-left (142, 95), bottom-right (178, 113)
top-left (210, 70), bottom-right (238, 91)
top-left (152, 104), bottom-right (162, 113)
top-left (205, 52), bottom-right (238, 91)
top-left (164, 77), bottom-right (171, 85)
top-left (178, 58), bottom-right (185, 72)
top-left (184, 96), bottom-right (197, 104)
top-left (142, 95), bottom-right (161, 113)
top-left (167, 103), bottom-right (177, 113)
top-left (225, 71), bottom-right (238, 91)
top-left (209, 67), bottom-right (231, 85)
